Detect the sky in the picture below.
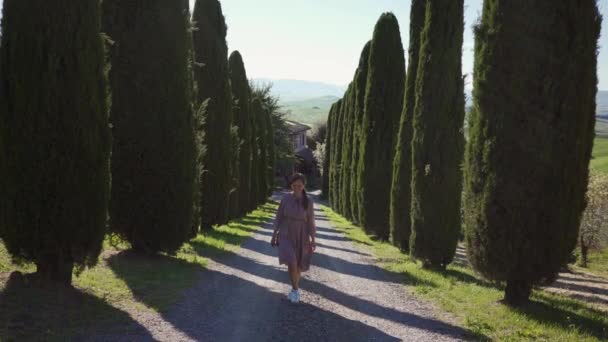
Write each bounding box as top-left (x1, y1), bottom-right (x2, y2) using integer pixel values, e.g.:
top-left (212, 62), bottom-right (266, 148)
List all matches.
top-left (0, 0), bottom-right (606, 89)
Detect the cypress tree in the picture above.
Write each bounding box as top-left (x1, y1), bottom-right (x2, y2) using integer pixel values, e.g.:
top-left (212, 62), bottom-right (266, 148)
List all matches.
top-left (192, 0), bottom-right (233, 229)
top-left (228, 124), bottom-right (241, 219)
top-left (263, 103), bottom-right (275, 197)
top-left (390, 0), bottom-right (425, 251)
top-left (229, 51), bottom-right (253, 217)
top-left (340, 85), bottom-right (354, 218)
top-left (410, 0), bottom-right (465, 269)
top-left (251, 83), bottom-right (277, 197)
top-left (103, 0), bottom-right (199, 254)
top-left (322, 106), bottom-right (334, 199)
top-left (332, 100), bottom-right (345, 212)
top-left (464, 0), bottom-right (601, 305)
top-left (328, 102), bottom-right (339, 207)
top-left (0, 0), bottom-right (111, 284)
top-left (252, 97), bottom-right (269, 205)
top-left (350, 41), bottom-right (372, 224)
top-left (250, 100), bottom-right (260, 210)
top-left (357, 13), bottom-right (405, 239)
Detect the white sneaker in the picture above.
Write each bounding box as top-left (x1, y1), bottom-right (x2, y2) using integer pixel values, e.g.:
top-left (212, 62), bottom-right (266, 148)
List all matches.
top-left (294, 289), bottom-right (301, 303)
top-left (287, 289), bottom-right (296, 302)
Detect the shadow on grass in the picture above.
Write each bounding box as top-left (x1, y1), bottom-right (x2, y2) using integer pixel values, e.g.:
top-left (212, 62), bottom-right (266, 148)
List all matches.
top-left (323, 206), bottom-right (608, 340)
top-left (107, 250), bottom-right (204, 312)
top-left (400, 262), bottom-right (608, 340)
top-left (518, 292), bottom-right (608, 340)
top-left (0, 272), bottom-right (154, 341)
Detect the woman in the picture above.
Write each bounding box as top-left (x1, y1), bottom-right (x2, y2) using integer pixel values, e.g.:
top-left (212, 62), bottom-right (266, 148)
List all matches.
top-left (271, 173), bottom-right (316, 303)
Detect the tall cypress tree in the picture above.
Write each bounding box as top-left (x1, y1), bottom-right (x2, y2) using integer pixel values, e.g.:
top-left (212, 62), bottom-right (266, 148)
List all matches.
top-left (103, 0), bottom-right (199, 254)
top-left (0, 0), bottom-right (111, 284)
top-left (340, 84), bottom-right (355, 219)
top-left (250, 99), bottom-right (260, 210)
top-left (328, 102), bottom-right (340, 207)
top-left (357, 13), bottom-right (405, 239)
top-left (229, 51), bottom-right (253, 217)
top-left (390, 0), bottom-right (425, 251)
top-left (264, 108), bottom-right (276, 197)
top-left (322, 105), bottom-right (334, 199)
top-left (464, 0), bottom-right (601, 305)
top-left (410, 0), bottom-right (465, 269)
top-left (228, 124), bottom-right (241, 219)
top-left (350, 41), bottom-right (372, 224)
top-left (252, 97), bottom-right (269, 205)
top-left (332, 100), bottom-right (345, 213)
top-left (192, 0), bottom-right (233, 229)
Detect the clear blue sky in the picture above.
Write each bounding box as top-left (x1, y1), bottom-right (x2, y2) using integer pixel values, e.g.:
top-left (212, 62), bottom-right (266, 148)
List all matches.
top-left (0, 0), bottom-right (606, 89)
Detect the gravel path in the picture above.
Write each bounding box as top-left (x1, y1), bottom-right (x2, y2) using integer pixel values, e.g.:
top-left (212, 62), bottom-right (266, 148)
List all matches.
top-left (90, 191), bottom-right (470, 341)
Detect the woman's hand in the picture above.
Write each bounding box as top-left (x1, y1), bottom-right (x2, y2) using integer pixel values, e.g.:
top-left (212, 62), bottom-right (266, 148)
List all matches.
top-left (310, 237), bottom-right (316, 252)
top-left (271, 231), bottom-right (279, 247)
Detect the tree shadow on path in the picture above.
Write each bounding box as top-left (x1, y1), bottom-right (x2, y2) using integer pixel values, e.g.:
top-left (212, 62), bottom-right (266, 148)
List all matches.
top-left (0, 271), bottom-right (155, 341)
top-left (189, 239), bottom-right (476, 341)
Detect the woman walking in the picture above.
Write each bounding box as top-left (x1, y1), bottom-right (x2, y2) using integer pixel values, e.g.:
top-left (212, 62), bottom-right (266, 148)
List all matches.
top-left (271, 173), bottom-right (316, 303)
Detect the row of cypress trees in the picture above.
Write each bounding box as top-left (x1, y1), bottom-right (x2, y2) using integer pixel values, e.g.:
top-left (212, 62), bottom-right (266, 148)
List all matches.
top-left (326, 0), bottom-right (601, 304)
top-left (0, 0), bottom-right (276, 285)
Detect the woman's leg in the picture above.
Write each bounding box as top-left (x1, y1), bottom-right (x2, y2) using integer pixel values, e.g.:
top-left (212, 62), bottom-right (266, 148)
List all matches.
top-left (295, 268), bottom-right (301, 289)
top-left (288, 263), bottom-right (299, 289)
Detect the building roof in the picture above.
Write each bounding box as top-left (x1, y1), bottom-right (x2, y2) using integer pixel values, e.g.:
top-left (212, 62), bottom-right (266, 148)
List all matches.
top-left (285, 120), bottom-right (311, 134)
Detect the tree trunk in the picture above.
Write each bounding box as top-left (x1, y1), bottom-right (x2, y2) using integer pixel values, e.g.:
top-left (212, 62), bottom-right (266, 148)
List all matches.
top-left (504, 278), bottom-right (532, 306)
top-left (580, 237), bottom-right (589, 268)
top-left (36, 259), bottom-right (73, 286)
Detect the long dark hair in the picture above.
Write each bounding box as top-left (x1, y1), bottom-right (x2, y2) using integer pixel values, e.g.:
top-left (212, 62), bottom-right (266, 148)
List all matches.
top-left (289, 173), bottom-right (309, 210)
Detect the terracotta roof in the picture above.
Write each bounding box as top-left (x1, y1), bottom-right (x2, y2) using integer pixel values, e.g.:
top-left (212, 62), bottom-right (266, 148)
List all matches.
top-left (285, 120), bottom-right (311, 134)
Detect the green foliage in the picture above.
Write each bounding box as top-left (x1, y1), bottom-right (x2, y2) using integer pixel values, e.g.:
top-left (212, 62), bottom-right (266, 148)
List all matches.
top-left (464, 0), bottom-right (601, 305)
top-left (350, 41), bottom-right (372, 224)
top-left (251, 98), bottom-right (268, 205)
top-left (339, 84), bottom-right (356, 219)
top-left (228, 124), bottom-right (241, 219)
top-left (331, 100), bottom-right (344, 210)
top-left (103, 0), bottom-right (199, 255)
top-left (250, 100), bottom-right (261, 211)
top-left (192, 0), bottom-right (234, 229)
top-left (410, 0), bottom-right (465, 269)
top-left (250, 83), bottom-right (279, 197)
top-left (357, 13), bottom-right (405, 239)
top-left (0, 0), bottom-right (111, 284)
top-left (229, 51), bottom-right (253, 217)
top-left (591, 137), bottom-right (608, 173)
top-left (322, 107), bottom-right (333, 199)
top-left (390, 0), bottom-right (425, 252)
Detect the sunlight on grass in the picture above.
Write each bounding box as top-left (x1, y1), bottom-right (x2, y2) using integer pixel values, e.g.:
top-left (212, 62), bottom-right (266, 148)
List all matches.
top-left (320, 204), bottom-right (608, 341)
top-left (0, 201), bottom-right (278, 340)
top-left (591, 137), bottom-right (608, 174)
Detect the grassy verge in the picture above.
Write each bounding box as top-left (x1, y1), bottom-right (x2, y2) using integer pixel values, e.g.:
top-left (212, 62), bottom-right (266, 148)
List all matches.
top-left (574, 248), bottom-right (608, 278)
top-left (320, 205), bottom-right (608, 341)
top-left (591, 137), bottom-right (608, 174)
top-left (0, 202), bottom-right (277, 340)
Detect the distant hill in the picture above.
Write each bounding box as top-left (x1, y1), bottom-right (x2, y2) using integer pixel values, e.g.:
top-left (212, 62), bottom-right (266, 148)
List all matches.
top-left (279, 95), bottom-right (340, 126)
top-left (598, 91), bottom-right (608, 117)
top-left (253, 78), bottom-right (346, 102)
top-left (256, 79), bottom-right (608, 132)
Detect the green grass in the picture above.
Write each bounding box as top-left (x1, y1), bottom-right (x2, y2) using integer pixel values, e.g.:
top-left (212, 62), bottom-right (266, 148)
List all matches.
top-left (575, 249), bottom-right (608, 278)
top-left (591, 136), bottom-right (608, 174)
top-left (320, 205), bottom-right (608, 341)
top-left (0, 202), bottom-right (277, 340)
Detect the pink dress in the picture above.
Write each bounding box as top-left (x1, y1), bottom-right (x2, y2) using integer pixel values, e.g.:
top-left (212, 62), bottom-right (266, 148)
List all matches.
top-left (274, 193), bottom-right (316, 271)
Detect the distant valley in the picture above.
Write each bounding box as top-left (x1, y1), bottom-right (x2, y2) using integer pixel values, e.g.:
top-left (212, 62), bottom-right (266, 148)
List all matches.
top-left (259, 79), bottom-right (608, 133)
